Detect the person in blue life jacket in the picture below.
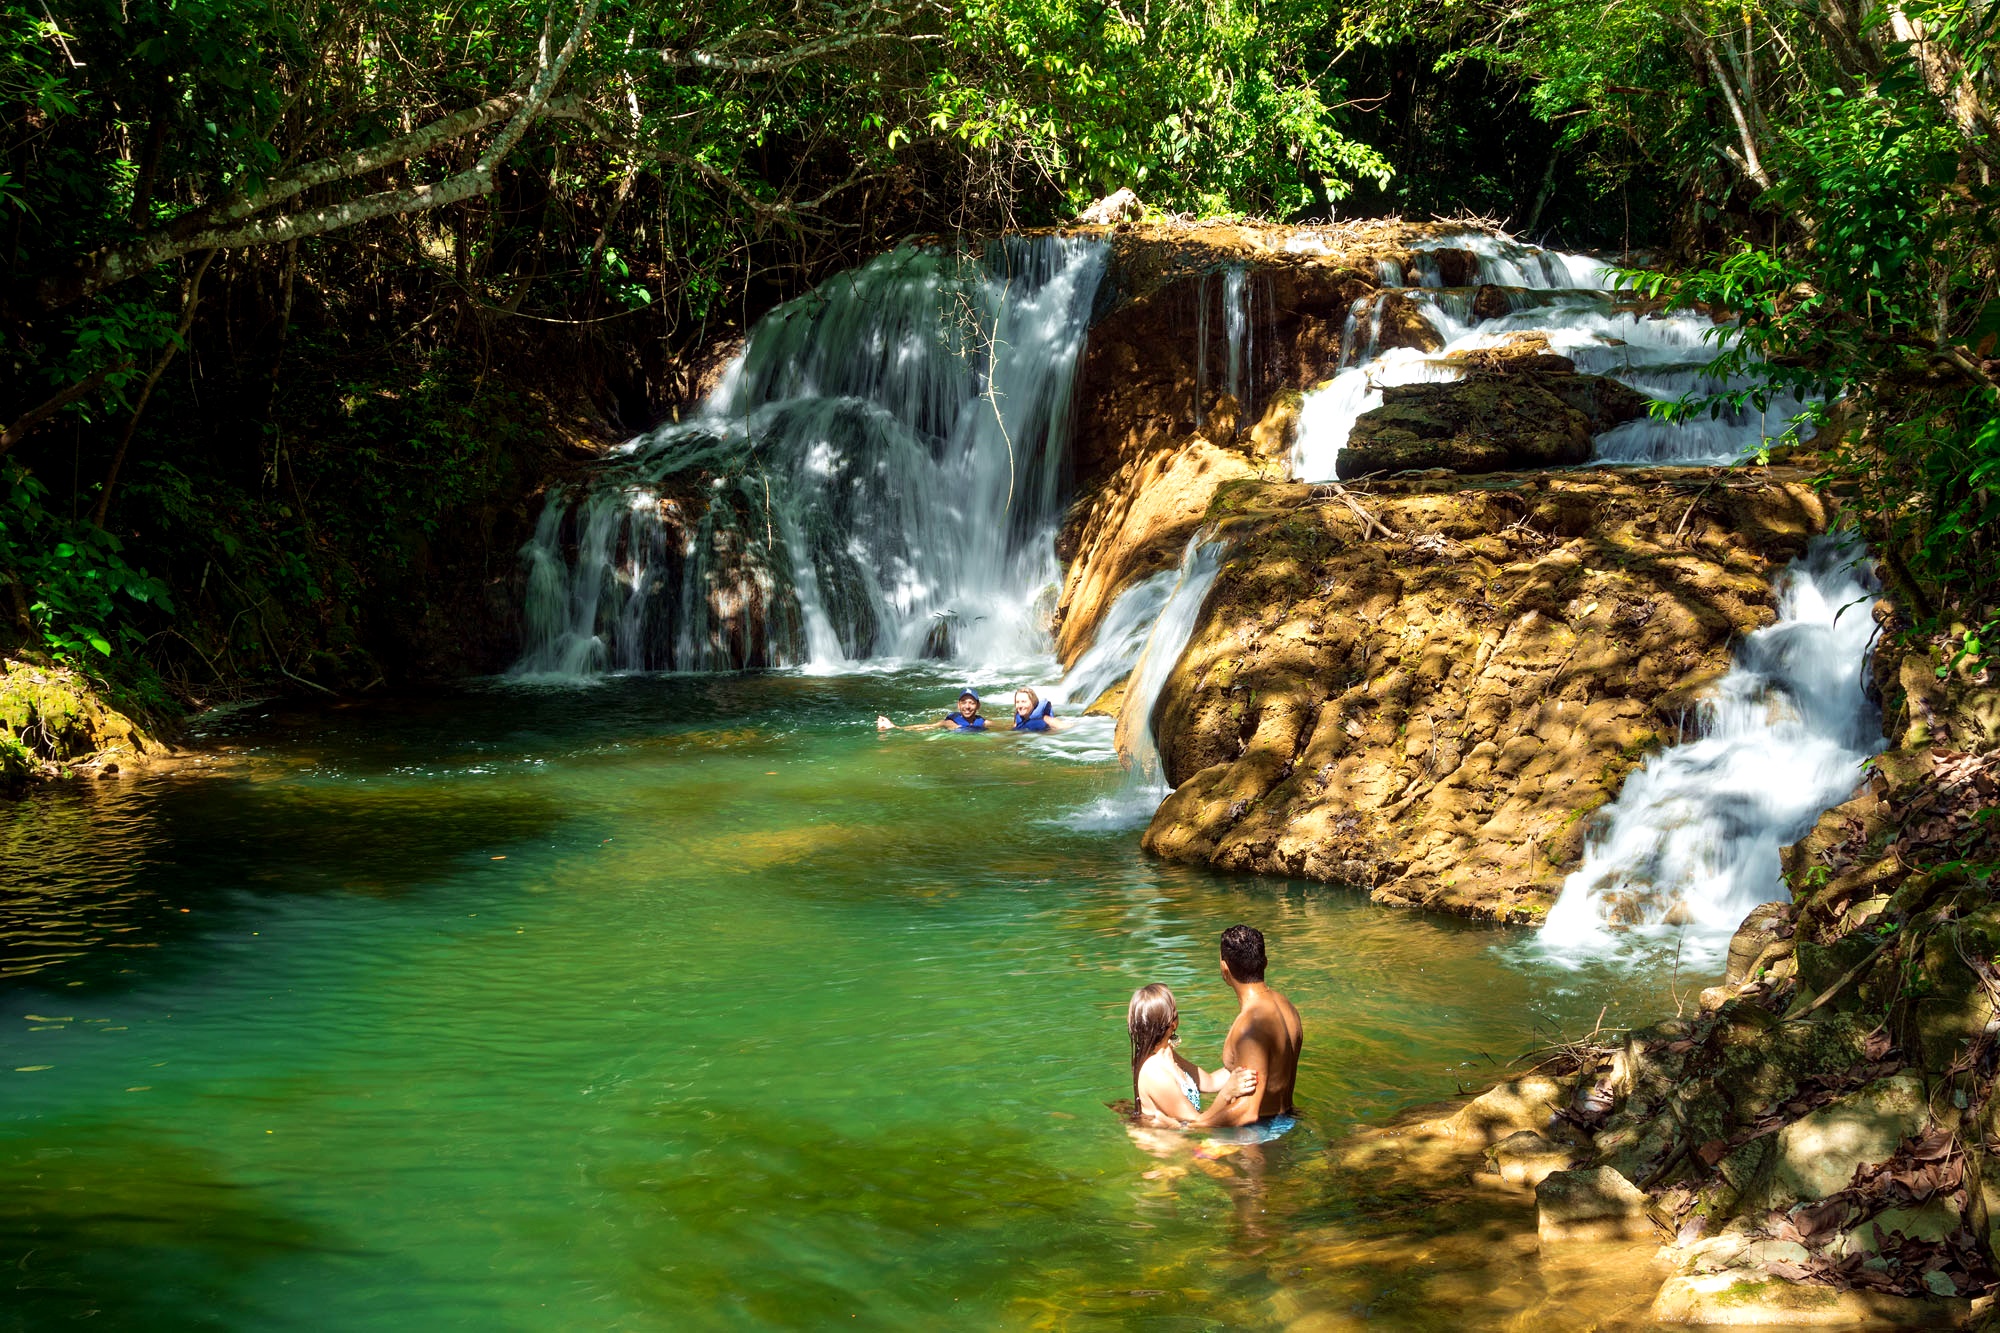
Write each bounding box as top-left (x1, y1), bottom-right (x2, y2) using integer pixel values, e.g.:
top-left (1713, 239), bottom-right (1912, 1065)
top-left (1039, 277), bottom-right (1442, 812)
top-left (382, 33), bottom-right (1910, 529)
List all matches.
top-left (1008, 687), bottom-right (1071, 733)
top-left (876, 689), bottom-right (991, 732)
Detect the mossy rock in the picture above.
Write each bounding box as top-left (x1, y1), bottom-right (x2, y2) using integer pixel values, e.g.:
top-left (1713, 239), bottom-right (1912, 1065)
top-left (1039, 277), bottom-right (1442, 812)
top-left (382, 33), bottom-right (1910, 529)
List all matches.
top-left (0, 660), bottom-right (157, 781)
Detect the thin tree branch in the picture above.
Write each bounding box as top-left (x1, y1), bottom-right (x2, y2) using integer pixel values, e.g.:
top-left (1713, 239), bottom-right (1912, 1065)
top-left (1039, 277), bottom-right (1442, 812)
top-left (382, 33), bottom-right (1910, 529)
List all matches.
top-left (0, 361), bottom-right (133, 457)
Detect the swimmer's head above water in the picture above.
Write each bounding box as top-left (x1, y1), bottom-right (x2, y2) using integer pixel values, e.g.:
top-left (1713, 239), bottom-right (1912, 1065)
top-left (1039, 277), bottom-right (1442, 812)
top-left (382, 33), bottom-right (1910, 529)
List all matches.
top-left (874, 689), bottom-right (987, 732)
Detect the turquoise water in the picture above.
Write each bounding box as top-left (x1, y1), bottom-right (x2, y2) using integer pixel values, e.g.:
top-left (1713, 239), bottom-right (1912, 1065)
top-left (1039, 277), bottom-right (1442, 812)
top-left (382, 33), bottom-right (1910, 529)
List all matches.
top-left (2, 671), bottom-right (1691, 1329)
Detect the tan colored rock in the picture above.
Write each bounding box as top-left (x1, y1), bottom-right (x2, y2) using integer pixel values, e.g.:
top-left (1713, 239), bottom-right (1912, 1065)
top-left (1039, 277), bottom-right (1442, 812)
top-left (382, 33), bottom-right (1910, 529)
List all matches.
top-left (1724, 902), bottom-right (1791, 986)
top-left (1139, 472), bottom-right (1830, 921)
top-left (1535, 1166), bottom-right (1655, 1242)
top-left (1054, 435), bottom-right (1257, 666)
top-left (1755, 1072), bottom-right (1927, 1209)
top-left (1650, 1271), bottom-right (1968, 1326)
top-left (1422, 1075), bottom-right (1573, 1145)
top-left (1488, 1129), bottom-right (1575, 1187)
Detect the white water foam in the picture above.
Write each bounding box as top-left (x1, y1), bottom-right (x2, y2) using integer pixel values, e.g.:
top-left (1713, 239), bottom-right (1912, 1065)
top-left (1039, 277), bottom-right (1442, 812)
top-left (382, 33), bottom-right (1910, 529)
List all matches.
top-left (1055, 536), bottom-right (1226, 830)
top-left (1537, 534), bottom-right (1882, 960)
top-left (1290, 231), bottom-right (1815, 481)
top-left (515, 237), bottom-right (1108, 677)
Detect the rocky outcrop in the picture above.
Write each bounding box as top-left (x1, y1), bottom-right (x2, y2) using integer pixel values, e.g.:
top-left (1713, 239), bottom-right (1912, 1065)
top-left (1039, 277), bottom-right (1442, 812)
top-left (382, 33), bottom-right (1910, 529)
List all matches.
top-left (1, 659), bottom-right (162, 784)
top-left (1137, 469), bottom-right (1830, 922)
top-left (1058, 220), bottom-right (1518, 666)
top-left (1421, 635), bottom-right (2000, 1323)
top-left (1337, 354), bottom-right (1651, 480)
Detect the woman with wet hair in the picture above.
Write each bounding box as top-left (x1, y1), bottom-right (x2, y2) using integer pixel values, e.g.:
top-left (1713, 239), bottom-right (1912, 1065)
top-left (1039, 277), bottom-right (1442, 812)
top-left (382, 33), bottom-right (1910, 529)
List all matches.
top-left (1127, 984), bottom-right (1257, 1126)
top-left (1009, 687), bottom-right (1070, 733)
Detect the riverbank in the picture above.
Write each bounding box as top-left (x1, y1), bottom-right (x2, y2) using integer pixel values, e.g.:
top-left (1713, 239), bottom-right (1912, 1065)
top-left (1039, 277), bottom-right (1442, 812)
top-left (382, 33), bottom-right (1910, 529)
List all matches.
top-left (1390, 635), bottom-right (1999, 1326)
top-left (0, 658), bottom-right (169, 785)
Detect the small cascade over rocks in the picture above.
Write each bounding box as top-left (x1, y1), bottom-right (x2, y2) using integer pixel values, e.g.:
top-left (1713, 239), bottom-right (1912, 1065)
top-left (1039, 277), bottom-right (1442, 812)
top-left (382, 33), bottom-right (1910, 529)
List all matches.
top-left (1052, 565), bottom-right (1179, 710)
top-left (1110, 536), bottom-right (1225, 784)
top-left (1539, 534), bottom-right (1883, 958)
top-left (1290, 232), bottom-right (1814, 481)
top-left (515, 236), bottom-right (1108, 676)
top-left (1054, 535), bottom-right (1224, 830)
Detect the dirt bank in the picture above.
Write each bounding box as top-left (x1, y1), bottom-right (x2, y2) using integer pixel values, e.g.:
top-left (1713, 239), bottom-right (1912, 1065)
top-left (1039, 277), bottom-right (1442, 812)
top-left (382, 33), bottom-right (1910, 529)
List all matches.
top-left (0, 659), bottom-right (168, 785)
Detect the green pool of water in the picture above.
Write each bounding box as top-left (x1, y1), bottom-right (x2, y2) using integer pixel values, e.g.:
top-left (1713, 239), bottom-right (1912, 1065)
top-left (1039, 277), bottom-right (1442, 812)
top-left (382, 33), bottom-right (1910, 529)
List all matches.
top-left (2, 670), bottom-right (1696, 1330)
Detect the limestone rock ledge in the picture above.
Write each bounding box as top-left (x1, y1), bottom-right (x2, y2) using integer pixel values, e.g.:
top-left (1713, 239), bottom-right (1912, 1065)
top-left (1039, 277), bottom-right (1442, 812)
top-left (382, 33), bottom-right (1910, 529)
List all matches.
top-left (1137, 469), bottom-right (1832, 923)
top-left (1412, 647), bottom-right (2000, 1326)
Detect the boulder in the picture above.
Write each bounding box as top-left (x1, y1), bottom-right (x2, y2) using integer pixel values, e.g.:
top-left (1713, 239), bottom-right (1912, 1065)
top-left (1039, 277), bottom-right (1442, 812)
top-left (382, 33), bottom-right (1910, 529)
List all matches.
top-left (1724, 902), bottom-right (1792, 987)
top-left (1337, 351), bottom-right (1653, 480)
top-left (1471, 283), bottom-right (1514, 321)
top-left (1428, 1075), bottom-right (1574, 1145)
top-left (1363, 291), bottom-right (1445, 354)
top-left (1488, 1129), bottom-right (1575, 1187)
top-left (1651, 1271), bottom-right (1968, 1326)
top-left (1535, 1166), bottom-right (1655, 1242)
top-left (1751, 1072), bottom-right (1928, 1210)
top-left (1339, 377), bottom-right (1592, 479)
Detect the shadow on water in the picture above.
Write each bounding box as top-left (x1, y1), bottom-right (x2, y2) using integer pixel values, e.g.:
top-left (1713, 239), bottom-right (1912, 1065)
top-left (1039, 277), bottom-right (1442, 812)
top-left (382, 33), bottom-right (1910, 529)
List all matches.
top-left (0, 772), bottom-right (576, 993)
top-left (0, 1129), bottom-right (337, 1332)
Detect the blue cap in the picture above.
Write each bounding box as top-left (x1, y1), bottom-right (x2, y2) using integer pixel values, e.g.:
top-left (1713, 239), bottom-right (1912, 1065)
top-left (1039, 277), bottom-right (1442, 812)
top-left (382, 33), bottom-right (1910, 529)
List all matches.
top-left (958, 689), bottom-right (979, 702)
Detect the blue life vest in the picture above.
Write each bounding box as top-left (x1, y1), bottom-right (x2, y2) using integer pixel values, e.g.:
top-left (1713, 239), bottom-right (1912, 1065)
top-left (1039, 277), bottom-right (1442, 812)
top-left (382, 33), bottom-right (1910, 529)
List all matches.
top-left (946, 713), bottom-right (986, 730)
top-left (1013, 700), bottom-right (1056, 732)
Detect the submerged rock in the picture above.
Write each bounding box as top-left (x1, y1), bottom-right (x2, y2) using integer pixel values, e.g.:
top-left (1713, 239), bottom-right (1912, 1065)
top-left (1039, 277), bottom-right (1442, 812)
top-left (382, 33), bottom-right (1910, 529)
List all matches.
top-left (1490, 1129), bottom-right (1578, 1188)
top-left (1536, 1166), bottom-right (1655, 1242)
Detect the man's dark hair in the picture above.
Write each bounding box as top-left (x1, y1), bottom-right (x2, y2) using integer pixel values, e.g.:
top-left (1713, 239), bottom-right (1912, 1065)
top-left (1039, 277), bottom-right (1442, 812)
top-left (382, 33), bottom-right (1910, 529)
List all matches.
top-left (1219, 924), bottom-right (1266, 982)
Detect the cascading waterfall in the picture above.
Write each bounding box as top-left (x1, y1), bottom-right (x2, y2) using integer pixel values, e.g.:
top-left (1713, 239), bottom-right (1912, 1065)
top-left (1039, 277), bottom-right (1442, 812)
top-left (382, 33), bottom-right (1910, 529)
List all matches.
top-left (1539, 534), bottom-right (1883, 957)
top-left (514, 236), bottom-right (1109, 676)
top-left (1053, 566), bottom-right (1180, 710)
top-left (1291, 232), bottom-right (1814, 481)
top-left (1111, 536), bottom-right (1225, 785)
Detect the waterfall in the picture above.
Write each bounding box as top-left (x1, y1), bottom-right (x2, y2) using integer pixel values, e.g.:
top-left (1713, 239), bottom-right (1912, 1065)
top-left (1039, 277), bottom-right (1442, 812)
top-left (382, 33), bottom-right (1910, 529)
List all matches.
top-left (1538, 535), bottom-right (1882, 957)
top-left (1224, 266), bottom-right (1251, 406)
top-left (1291, 231), bottom-right (1814, 481)
top-left (514, 236), bottom-right (1109, 676)
top-left (1053, 566), bottom-right (1180, 709)
top-left (1114, 536), bottom-right (1225, 784)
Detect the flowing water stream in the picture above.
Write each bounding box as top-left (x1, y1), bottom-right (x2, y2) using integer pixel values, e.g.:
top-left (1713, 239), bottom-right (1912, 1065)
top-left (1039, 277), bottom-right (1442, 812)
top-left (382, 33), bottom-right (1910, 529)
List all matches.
top-left (1289, 233), bottom-right (1814, 481)
top-left (2, 674), bottom-right (1689, 1330)
top-left (1540, 535), bottom-right (1883, 956)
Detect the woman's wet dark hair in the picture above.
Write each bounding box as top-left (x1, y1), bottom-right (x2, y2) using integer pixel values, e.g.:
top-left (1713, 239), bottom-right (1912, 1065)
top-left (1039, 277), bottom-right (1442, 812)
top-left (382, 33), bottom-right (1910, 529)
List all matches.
top-left (1219, 924), bottom-right (1266, 982)
top-left (1126, 984), bottom-right (1177, 1099)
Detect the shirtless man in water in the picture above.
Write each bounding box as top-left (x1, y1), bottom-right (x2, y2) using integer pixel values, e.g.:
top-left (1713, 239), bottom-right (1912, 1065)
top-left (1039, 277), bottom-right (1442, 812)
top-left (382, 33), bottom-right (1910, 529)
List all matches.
top-left (1208, 924), bottom-right (1304, 1126)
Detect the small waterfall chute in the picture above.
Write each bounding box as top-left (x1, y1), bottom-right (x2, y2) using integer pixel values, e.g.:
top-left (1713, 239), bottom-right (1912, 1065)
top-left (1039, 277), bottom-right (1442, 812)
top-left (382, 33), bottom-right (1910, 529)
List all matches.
top-left (1538, 534), bottom-right (1883, 959)
top-left (1114, 536), bottom-right (1226, 786)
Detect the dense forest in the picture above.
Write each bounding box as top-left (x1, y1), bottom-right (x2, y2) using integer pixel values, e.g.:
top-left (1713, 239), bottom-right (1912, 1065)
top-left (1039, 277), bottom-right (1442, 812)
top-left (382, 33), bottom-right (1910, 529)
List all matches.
top-left (1, 0), bottom-right (1994, 714)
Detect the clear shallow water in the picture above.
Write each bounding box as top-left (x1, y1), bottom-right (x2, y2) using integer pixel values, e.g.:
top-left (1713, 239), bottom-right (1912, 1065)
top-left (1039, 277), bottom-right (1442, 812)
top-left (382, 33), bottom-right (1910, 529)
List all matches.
top-left (2, 671), bottom-right (1695, 1330)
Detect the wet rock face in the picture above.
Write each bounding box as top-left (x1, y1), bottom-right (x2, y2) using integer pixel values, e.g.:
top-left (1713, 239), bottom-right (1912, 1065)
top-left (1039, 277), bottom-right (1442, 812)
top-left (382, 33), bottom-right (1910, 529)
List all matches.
top-left (1337, 361), bottom-right (1651, 481)
top-left (1139, 470), bottom-right (1830, 922)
